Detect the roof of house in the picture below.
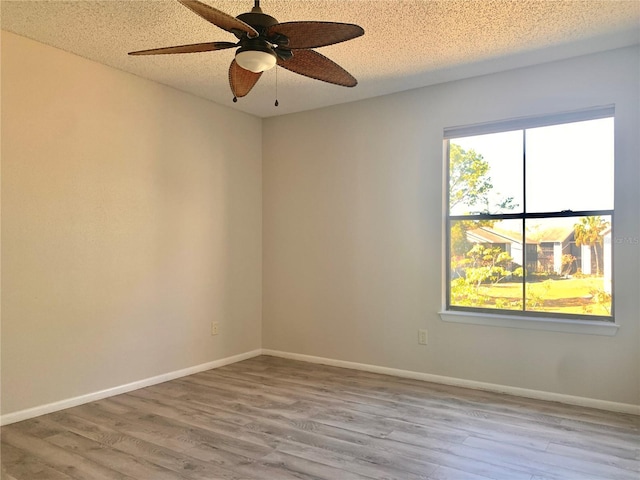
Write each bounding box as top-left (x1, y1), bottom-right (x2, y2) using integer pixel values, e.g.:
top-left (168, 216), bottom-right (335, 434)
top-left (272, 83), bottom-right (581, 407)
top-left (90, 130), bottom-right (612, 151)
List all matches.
top-left (468, 224), bottom-right (579, 245)
top-left (467, 227), bottom-right (535, 245)
top-left (528, 226), bottom-right (575, 243)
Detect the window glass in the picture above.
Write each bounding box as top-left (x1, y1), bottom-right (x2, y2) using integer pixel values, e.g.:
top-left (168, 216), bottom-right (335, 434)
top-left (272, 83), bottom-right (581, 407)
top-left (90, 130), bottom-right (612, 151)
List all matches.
top-left (524, 216), bottom-right (612, 315)
top-left (449, 131), bottom-right (523, 215)
top-left (526, 118), bottom-right (614, 212)
top-left (449, 219), bottom-right (523, 311)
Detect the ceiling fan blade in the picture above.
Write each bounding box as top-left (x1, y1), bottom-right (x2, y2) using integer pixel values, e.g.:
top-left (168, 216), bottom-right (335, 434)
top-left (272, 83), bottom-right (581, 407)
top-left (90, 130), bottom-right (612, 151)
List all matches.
top-left (229, 59), bottom-right (263, 97)
top-left (278, 49), bottom-right (357, 87)
top-left (129, 41), bottom-right (237, 56)
top-left (177, 0), bottom-right (258, 37)
top-left (267, 22), bottom-right (364, 49)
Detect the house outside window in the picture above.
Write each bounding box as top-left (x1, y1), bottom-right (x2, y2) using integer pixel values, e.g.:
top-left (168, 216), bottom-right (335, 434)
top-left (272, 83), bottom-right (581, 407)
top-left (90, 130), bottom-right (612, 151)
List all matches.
top-left (444, 106), bottom-right (614, 321)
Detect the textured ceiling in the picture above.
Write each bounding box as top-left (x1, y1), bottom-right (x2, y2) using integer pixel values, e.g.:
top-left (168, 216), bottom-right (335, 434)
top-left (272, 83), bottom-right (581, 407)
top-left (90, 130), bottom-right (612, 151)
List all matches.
top-left (2, 0), bottom-right (639, 117)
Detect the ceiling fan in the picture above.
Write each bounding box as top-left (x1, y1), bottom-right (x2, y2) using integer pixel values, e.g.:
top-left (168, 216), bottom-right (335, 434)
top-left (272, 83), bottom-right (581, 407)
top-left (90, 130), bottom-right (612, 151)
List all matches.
top-left (129, 0), bottom-right (364, 102)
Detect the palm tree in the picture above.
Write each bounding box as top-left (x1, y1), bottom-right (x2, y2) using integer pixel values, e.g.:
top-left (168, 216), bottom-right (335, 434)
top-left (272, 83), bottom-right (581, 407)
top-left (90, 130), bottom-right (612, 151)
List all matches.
top-left (574, 216), bottom-right (609, 275)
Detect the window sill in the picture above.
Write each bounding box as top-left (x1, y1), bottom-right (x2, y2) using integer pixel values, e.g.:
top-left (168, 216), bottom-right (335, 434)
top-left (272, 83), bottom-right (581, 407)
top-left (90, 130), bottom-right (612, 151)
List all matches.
top-left (438, 310), bottom-right (619, 336)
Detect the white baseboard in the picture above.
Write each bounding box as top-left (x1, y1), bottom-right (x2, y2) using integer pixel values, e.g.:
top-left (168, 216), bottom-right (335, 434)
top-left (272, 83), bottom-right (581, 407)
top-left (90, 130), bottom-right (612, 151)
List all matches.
top-left (262, 349), bottom-right (640, 416)
top-left (3, 347), bottom-right (637, 425)
top-left (0, 349), bottom-right (262, 426)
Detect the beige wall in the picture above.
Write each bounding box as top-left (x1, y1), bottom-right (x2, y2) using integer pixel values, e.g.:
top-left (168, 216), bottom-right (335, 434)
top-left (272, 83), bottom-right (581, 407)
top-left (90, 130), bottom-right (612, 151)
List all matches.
top-left (2, 30), bottom-right (638, 416)
top-left (263, 46), bottom-right (640, 406)
top-left (1, 32), bottom-right (262, 415)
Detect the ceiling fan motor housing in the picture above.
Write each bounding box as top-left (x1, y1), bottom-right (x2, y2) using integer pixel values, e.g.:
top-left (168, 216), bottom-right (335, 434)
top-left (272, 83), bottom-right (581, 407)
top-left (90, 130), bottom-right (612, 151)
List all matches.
top-left (236, 7), bottom-right (279, 36)
top-left (235, 6), bottom-right (291, 70)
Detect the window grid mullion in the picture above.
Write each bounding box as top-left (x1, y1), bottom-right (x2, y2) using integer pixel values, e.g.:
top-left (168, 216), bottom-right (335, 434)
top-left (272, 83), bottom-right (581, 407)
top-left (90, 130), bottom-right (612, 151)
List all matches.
top-left (448, 209), bottom-right (614, 222)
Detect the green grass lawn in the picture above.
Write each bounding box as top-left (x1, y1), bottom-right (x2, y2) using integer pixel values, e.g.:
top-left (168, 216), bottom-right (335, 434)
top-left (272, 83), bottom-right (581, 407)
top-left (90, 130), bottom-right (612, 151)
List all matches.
top-left (459, 276), bottom-right (611, 316)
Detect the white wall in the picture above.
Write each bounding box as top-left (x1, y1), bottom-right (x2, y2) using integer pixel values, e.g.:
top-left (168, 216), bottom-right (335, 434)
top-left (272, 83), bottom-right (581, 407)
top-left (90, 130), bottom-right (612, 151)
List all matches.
top-left (263, 46), bottom-right (640, 406)
top-left (1, 32), bottom-right (263, 415)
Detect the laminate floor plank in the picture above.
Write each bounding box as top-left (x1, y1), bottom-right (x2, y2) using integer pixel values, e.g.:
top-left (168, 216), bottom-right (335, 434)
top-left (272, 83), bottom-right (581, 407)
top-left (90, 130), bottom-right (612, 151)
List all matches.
top-left (208, 365), bottom-right (596, 447)
top-left (121, 383), bottom-right (475, 479)
top-left (2, 428), bottom-right (136, 480)
top-left (2, 355), bottom-right (638, 480)
top-left (49, 411), bottom-right (254, 480)
top-left (233, 451), bottom-right (374, 480)
top-left (6, 417), bottom-right (68, 439)
top-left (429, 464), bottom-right (500, 480)
top-left (545, 441), bottom-right (639, 471)
top-left (462, 435), bottom-right (638, 480)
top-left (192, 369), bottom-right (558, 454)
top-left (211, 406), bottom-right (536, 480)
top-left (275, 437), bottom-right (436, 480)
top-left (235, 358), bottom-right (636, 430)
top-left (222, 361), bottom-right (640, 461)
top-left (0, 443), bottom-right (75, 480)
top-left (46, 431), bottom-right (190, 480)
top-left (73, 400), bottom-right (275, 463)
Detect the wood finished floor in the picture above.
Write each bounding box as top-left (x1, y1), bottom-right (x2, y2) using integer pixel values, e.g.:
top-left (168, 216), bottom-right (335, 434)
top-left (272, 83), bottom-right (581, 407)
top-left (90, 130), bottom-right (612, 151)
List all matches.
top-left (1, 355), bottom-right (638, 480)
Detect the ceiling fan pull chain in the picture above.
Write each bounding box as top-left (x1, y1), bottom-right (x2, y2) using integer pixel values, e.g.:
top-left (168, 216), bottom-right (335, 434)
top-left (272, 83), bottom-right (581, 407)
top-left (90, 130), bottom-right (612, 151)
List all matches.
top-left (275, 66), bottom-right (279, 107)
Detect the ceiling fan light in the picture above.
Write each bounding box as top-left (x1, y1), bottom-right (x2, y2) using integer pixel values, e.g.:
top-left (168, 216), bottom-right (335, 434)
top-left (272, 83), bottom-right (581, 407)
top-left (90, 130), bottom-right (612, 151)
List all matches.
top-left (235, 49), bottom-right (277, 73)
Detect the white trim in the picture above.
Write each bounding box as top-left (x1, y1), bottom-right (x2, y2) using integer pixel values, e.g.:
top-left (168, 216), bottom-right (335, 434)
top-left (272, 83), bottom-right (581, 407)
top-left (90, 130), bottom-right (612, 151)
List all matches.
top-left (262, 349), bottom-right (639, 416)
top-left (439, 310), bottom-right (620, 336)
top-left (443, 104), bottom-right (614, 139)
top-left (0, 349), bottom-right (262, 426)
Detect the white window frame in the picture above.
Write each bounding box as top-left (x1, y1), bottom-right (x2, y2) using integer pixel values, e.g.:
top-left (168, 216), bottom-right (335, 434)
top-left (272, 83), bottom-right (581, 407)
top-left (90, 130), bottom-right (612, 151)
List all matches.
top-left (439, 106), bottom-right (620, 336)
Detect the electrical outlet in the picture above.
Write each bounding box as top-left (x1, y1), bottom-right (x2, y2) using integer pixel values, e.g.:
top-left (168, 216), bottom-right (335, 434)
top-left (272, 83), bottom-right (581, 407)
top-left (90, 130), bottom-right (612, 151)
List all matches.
top-left (418, 329), bottom-right (428, 345)
top-left (211, 322), bottom-right (219, 336)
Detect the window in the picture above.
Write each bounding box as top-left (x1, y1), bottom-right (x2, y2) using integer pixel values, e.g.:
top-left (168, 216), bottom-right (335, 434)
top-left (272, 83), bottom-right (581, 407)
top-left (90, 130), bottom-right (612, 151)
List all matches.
top-left (445, 107), bottom-right (614, 322)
